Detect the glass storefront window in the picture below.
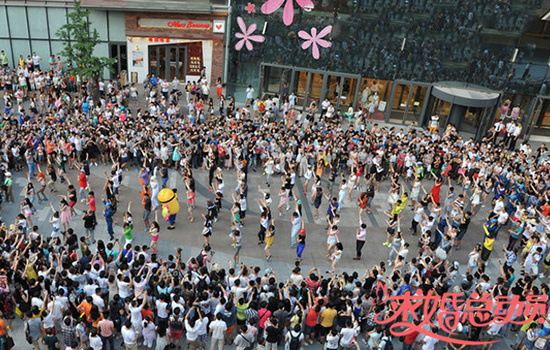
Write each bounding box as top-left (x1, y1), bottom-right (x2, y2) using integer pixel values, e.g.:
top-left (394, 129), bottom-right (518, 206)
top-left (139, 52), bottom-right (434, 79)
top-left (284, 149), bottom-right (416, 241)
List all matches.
top-left (359, 78), bottom-right (391, 107)
top-left (263, 66), bottom-right (284, 94)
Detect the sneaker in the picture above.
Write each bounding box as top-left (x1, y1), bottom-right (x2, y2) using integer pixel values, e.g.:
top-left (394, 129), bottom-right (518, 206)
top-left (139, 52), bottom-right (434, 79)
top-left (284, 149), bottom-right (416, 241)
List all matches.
top-left (353, 257), bottom-right (361, 260)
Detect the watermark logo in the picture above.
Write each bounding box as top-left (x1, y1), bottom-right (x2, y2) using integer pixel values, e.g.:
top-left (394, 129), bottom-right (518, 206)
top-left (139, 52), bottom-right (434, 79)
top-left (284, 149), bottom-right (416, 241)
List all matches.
top-left (374, 283), bottom-right (548, 346)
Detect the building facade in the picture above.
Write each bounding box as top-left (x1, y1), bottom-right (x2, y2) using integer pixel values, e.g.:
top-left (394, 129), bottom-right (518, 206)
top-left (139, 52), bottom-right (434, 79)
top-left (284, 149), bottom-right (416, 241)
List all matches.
top-left (1, 0), bottom-right (550, 140)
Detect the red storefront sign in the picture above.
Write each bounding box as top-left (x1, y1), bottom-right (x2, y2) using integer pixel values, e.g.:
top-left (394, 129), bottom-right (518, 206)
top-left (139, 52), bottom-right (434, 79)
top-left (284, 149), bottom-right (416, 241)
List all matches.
top-left (138, 18), bottom-right (213, 30)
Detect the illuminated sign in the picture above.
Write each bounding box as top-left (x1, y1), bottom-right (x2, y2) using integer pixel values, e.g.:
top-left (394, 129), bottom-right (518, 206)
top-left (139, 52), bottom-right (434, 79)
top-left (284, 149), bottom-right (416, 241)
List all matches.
top-left (138, 18), bottom-right (213, 30)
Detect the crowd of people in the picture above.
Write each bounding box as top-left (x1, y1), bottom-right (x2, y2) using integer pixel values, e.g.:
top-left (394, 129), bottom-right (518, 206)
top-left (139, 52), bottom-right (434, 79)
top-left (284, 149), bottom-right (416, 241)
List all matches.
top-left (0, 50), bottom-right (548, 350)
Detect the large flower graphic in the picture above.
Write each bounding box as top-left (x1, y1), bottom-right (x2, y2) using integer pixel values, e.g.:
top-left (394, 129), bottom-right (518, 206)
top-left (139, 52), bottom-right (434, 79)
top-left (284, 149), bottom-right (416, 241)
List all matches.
top-left (298, 25), bottom-right (332, 59)
top-left (234, 17), bottom-right (265, 51)
top-left (261, 0), bottom-right (314, 26)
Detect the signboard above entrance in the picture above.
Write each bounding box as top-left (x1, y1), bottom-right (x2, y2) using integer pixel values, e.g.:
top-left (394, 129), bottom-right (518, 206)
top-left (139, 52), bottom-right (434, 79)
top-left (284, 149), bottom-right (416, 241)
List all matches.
top-left (138, 18), bottom-right (213, 30)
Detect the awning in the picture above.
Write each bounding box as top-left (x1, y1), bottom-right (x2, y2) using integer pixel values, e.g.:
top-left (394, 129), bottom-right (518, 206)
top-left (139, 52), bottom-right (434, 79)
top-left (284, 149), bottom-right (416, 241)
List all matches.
top-left (81, 0), bottom-right (228, 13)
top-left (432, 81), bottom-right (500, 108)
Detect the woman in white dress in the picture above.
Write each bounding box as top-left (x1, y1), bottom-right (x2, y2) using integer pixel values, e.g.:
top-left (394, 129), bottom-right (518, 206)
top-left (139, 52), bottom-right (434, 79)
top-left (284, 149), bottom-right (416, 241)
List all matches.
top-left (303, 165), bottom-right (313, 194)
top-left (264, 157), bottom-right (274, 187)
top-left (470, 179), bottom-right (482, 214)
top-left (150, 173), bottom-right (160, 211)
top-left (410, 177), bottom-right (422, 209)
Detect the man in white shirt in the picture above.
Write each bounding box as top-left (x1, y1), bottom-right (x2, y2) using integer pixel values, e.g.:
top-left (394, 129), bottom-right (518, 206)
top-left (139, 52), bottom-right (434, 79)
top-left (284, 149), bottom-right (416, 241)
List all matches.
top-left (32, 52), bottom-right (41, 71)
top-left (245, 85), bottom-right (254, 106)
top-left (121, 321), bottom-right (137, 349)
top-left (210, 313), bottom-right (227, 350)
top-left (509, 123), bottom-right (522, 150)
top-left (321, 98), bottom-right (330, 117)
top-left (91, 288), bottom-right (105, 312)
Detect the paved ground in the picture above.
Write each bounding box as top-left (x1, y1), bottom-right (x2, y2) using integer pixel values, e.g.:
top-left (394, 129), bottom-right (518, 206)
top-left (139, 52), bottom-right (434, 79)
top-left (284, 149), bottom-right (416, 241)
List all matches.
top-left (0, 86), bottom-right (528, 349)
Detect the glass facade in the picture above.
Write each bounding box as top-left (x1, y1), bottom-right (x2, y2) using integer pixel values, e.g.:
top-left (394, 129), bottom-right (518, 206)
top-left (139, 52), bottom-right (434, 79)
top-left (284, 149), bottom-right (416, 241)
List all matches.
top-left (0, 5), bottom-right (125, 78)
top-left (227, 0), bottom-right (550, 139)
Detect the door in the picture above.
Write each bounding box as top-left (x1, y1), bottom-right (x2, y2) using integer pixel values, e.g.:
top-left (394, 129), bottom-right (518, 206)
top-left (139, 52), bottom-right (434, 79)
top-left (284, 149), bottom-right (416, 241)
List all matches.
top-left (389, 83), bottom-right (411, 123)
top-left (149, 46), bottom-right (158, 77)
top-left (306, 73), bottom-right (323, 109)
top-left (326, 75), bottom-right (341, 109)
top-left (177, 47), bottom-right (186, 80)
top-left (291, 70), bottom-right (309, 109)
top-left (158, 47), bottom-right (167, 80)
top-left (110, 44), bottom-right (127, 79)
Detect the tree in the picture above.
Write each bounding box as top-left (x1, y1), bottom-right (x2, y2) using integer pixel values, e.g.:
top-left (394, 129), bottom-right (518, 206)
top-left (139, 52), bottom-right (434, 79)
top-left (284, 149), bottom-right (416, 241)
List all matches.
top-left (56, 0), bottom-right (114, 95)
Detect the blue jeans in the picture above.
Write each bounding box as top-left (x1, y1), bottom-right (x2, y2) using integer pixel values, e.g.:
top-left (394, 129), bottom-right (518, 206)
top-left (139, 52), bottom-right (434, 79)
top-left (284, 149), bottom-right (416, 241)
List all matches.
top-left (169, 214), bottom-right (176, 227)
top-left (101, 334), bottom-right (114, 350)
top-left (161, 177), bottom-right (168, 188)
top-left (28, 162), bottom-right (35, 178)
top-left (0, 334), bottom-right (7, 350)
top-left (106, 217), bottom-right (114, 239)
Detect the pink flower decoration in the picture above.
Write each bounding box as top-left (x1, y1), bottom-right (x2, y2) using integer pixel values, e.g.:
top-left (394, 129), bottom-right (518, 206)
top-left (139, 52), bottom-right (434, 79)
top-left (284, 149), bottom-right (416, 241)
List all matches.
top-left (234, 17), bottom-right (265, 51)
top-left (261, 0), bottom-right (314, 26)
top-left (245, 3), bottom-right (256, 14)
top-left (298, 25), bottom-right (332, 59)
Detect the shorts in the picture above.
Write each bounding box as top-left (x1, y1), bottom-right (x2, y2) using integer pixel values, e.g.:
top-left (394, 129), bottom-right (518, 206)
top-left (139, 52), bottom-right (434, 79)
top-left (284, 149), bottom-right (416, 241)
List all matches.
top-left (69, 200), bottom-right (76, 208)
top-left (234, 245), bottom-right (242, 257)
top-left (114, 186), bottom-right (119, 195)
top-left (143, 337), bottom-right (155, 348)
top-left (239, 210), bottom-right (246, 219)
top-left (375, 172), bottom-right (383, 181)
top-left (197, 334), bottom-right (208, 343)
top-left (304, 324), bottom-right (315, 335)
top-left (170, 330), bottom-right (183, 340)
top-left (327, 235), bottom-right (337, 247)
top-left (319, 326), bottom-right (331, 336)
top-left (143, 210), bottom-right (150, 222)
top-left (226, 325), bottom-right (235, 334)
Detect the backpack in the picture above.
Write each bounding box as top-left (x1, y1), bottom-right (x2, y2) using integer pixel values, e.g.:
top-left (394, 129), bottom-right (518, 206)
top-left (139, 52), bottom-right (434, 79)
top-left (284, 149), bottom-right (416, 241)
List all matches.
top-left (170, 315), bottom-right (184, 331)
top-left (380, 336), bottom-right (393, 350)
top-left (196, 275), bottom-right (208, 290)
top-left (289, 332), bottom-right (302, 350)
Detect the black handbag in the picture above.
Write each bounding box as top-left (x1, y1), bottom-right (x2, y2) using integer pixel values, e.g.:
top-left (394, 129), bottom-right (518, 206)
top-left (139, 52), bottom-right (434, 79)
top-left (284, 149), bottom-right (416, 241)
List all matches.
top-left (24, 322), bottom-right (32, 344)
top-left (5, 335), bottom-right (14, 349)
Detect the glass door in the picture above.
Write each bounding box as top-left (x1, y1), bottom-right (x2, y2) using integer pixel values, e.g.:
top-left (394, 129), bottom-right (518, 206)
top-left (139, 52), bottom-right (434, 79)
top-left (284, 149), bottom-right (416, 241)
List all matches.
top-left (405, 85), bottom-right (428, 124)
top-left (149, 46), bottom-right (158, 77)
top-left (169, 47), bottom-right (178, 80)
top-left (340, 77), bottom-right (357, 111)
top-left (389, 83), bottom-right (411, 124)
top-left (178, 47), bottom-right (186, 79)
top-left (292, 70), bottom-right (309, 109)
top-left (326, 75), bottom-right (342, 108)
top-left (158, 47), bottom-right (167, 80)
top-left (306, 73), bottom-right (323, 110)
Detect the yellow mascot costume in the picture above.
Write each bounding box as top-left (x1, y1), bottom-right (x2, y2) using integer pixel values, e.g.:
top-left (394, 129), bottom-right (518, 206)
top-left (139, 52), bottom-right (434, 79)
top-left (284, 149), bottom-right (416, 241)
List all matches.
top-left (158, 188), bottom-right (180, 230)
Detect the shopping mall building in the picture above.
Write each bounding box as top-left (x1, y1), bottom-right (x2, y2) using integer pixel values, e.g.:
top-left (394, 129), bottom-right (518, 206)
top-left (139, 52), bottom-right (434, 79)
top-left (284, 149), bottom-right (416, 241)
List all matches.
top-left (1, 0), bottom-right (550, 140)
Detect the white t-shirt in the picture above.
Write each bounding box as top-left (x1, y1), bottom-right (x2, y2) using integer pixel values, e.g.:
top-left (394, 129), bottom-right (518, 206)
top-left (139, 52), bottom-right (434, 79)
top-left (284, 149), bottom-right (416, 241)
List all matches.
top-left (422, 336), bottom-right (439, 350)
top-left (122, 326), bottom-right (136, 345)
top-left (430, 116), bottom-right (439, 127)
top-left (210, 320), bottom-right (227, 339)
top-left (339, 327), bottom-right (358, 346)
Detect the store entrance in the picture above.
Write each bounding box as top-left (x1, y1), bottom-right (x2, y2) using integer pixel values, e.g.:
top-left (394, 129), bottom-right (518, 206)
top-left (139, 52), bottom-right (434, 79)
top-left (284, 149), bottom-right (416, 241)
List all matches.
top-left (259, 64), bottom-right (361, 111)
top-left (525, 96), bottom-right (550, 138)
top-left (149, 45), bottom-right (187, 80)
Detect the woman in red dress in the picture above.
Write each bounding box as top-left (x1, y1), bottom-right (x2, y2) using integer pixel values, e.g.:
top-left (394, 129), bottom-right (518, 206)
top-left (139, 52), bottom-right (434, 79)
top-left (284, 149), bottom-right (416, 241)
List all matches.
top-left (430, 175), bottom-right (443, 205)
